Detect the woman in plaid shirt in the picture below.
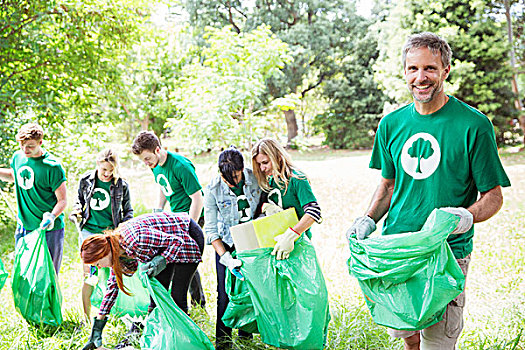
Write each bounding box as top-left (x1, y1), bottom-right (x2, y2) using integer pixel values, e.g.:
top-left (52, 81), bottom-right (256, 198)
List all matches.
top-left (79, 211), bottom-right (204, 350)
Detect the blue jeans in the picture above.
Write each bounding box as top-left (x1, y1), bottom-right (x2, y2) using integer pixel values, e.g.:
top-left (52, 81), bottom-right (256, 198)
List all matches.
top-left (15, 224), bottom-right (65, 274)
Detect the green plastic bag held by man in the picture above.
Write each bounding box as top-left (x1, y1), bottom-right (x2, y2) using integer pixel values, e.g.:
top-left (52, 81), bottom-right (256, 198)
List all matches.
top-left (138, 267), bottom-right (214, 350)
top-left (229, 236), bottom-right (330, 350)
top-left (12, 228), bottom-right (63, 326)
top-left (348, 209), bottom-right (465, 330)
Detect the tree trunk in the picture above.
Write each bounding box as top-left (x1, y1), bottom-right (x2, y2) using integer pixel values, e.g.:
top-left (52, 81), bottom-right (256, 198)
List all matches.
top-left (284, 109), bottom-right (298, 146)
top-left (139, 113), bottom-right (150, 131)
top-left (504, 0), bottom-right (524, 145)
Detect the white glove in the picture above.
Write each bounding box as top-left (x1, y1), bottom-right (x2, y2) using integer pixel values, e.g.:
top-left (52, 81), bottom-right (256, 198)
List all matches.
top-left (345, 216), bottom-right (376, 240)
top-left (40, 212), bottom-right (56, 231)
top-left (271, 228), bottom-right (300, 260)
top-left (219, 251), bottom-right (242, 272)
top-left (262, 203), bottom-right (283, 216)
top-left (69, 209), bottom-right (82, 223)
top-left (439, 207), bottom-right (473, 234)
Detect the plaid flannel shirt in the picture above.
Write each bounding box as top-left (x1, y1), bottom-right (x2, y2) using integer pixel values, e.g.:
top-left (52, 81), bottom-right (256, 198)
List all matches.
top-left (99, 212), bottom-right (202, 316)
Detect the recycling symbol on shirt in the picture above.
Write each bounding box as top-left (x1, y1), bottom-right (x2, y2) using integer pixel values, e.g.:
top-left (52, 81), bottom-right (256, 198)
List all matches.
top-left (237, 194), bottom-right (251, 223)
top-left (156, 174), bottom-right (174, 197)
top-left (90, 188), bottom-right (111, 210)
top-left (17, 166), bottom-right (35, 190)
top-left (400, 132), bottom-right (441, 180)
top-left (267, 188), bottom-right (283, 208)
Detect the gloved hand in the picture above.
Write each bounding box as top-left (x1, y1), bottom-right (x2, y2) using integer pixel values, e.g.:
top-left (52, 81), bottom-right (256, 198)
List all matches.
top-left (82, 317), bottom-right (107, 350)
top-left (152, 208), bottom-right (163, 213)
top-left (439, 207), bottom-right (473, 234)
top-left (219, 251), bottom-right (244, 280)
top-left (69, 209), bottom-right (82, 223)
top-left (345, 216), bottom-right (376, 240)
top-left (141, 255), bottom-right (167, 277)
top-left (262, 203), bottom-right (283, 216)
top-left (271, 227), bottom-right (300, 260)
top-left (40, 212), bottom-right (56, 231)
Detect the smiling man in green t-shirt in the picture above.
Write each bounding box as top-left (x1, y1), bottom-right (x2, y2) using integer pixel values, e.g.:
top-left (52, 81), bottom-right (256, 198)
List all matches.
top-left (0, 123), bottom-right (67, 273)
top-left (131, 131), bottom-right (206, 307)
top-left (345, 33), bottom-right (510, 350)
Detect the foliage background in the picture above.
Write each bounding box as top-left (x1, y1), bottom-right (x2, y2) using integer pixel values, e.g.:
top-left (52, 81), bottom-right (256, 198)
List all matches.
top-left (0, 0), bottom-right (523, 348)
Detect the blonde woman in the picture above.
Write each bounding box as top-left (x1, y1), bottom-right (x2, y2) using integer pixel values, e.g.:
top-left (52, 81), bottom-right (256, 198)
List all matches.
top-left (70, 149), bottom-right (133, 322)
top-left (251, 138), bottom-right (322, 260)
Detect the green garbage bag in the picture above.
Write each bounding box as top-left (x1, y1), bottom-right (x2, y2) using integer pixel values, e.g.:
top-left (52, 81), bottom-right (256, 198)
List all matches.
top-left (138, 267), bottom-right (214, 350)
top-left (236, 236), bottom-right (330, 350)
top-left (91, 266), bottom-right (149, 317)
top-left (11, 228), bottom-right (63, 326)
top-left (348, 209), bottom-right (466, 331)
top-left (0, 257), bottom-right (8, 291)
top-left (222, 266), bottom-right (259, 334)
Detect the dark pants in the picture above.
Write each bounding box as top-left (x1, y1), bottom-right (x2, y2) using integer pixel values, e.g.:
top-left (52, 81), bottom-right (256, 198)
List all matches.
top-left (215, 243), bottom-right (252, 349)
top-left (188, 217), bottom-right (206, 307)
top-left (150, 219), bottom-right (204, 313)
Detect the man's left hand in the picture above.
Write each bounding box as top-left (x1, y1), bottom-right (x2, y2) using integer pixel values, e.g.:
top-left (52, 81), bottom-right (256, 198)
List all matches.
top-left (439, 207), bottom-right (473, 234)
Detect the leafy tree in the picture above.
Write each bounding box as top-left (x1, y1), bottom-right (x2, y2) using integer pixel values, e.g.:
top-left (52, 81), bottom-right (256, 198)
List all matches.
top-left (0, 0), bottom-right (150, 167)
top-left (408, 138), bottom-right (434, 173)
top-left (185, 0), bottom-right (374, 146)
top-left (19, 168), bottom-right (31, 187)
top-left (102, 19), bottom-right (192, 138)
top-left (91, 190), bottom-right (106, 208)
top-left (167, 25), bottom-right (291, 152)
top-left (373, 0), bottom-right (520, 145)
top-left (158, 176), bottom-right (169, 193)
top-left (313, 25), bottom-right (389, 149)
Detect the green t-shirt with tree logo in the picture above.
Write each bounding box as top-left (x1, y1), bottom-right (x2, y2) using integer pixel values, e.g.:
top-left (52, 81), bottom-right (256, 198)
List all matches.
top-left (10, 150), bottom-right (67, 231)
top-left (84, 178), bottom-right (114, 233)
top-left (268, 170), bottom-right (317, 237)
top-left (370, 96), bottom-right (511, 259)
top-left (230, 179), bottom-right (251, 223)
top-left (152, 151), bottom-right (202, 214)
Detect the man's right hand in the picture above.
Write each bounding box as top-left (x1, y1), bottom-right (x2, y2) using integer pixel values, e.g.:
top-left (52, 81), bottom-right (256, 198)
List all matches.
top-left (345, 216), bottom-right (377, 240)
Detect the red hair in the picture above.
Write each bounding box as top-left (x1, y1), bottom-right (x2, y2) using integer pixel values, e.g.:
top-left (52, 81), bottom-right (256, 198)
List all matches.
top-left (80, 231), bottom-right (131, 296)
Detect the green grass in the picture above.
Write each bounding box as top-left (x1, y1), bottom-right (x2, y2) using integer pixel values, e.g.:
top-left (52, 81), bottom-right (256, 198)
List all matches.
top-left (0, 149), bottom-right (523, 349)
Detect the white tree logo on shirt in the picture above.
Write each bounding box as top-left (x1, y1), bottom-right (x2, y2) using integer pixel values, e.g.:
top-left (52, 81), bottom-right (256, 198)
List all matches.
top-left (267, 188), bottom-right (283, 208)
top-left (90, 188), bottom-right (110, 210)
top-left (156, 174), bottom-right (173, 196)
top-left (237, 194), bottom-right (251, 223)
top-left (401, 133), bottom-right (441, 180)
top-left (17, 166), bottom-right (34, 190)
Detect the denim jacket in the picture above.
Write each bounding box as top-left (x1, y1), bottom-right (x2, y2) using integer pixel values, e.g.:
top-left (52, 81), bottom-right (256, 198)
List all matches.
top-left (204, 168), bottom-right (261, 246)
top-left (73, 170), bottom-right (134, 230)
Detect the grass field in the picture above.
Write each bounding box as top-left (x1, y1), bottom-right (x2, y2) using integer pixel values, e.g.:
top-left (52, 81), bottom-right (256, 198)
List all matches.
top-left (0, 148), bottom-right (523, 350)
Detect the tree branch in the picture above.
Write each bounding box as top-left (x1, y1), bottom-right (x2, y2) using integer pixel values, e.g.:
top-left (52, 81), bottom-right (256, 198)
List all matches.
top-left (0, 61), bottom-right (49, 91)
top-left (301, 72), bottom-right (326, 97)
top-left (225, 0), bottom-right (241, 33)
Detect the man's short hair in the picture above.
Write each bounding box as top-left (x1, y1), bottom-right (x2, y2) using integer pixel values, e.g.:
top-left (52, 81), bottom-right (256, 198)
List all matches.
top-left (131, 131), bottom-right (161, 154)
top-left (16, 123), bottom-right (44, 142)
top-left (402, 32), bottom-right (452, 68)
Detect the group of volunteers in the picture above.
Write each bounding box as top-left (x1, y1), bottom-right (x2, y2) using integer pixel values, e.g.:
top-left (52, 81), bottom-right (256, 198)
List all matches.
top-left (0, 31), bottom-right (511, 350)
